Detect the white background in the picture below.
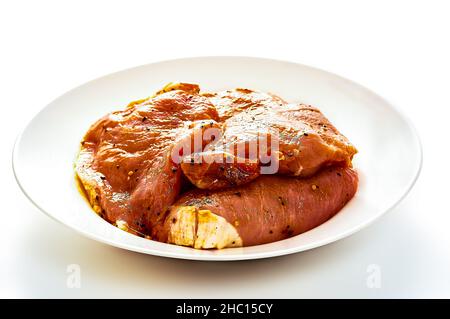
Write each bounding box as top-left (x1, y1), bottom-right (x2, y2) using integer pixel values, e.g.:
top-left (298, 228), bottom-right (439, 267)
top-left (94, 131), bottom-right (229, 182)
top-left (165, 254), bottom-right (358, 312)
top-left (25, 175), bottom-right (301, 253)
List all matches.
top-left (1, 0), bottom-right (449, 298)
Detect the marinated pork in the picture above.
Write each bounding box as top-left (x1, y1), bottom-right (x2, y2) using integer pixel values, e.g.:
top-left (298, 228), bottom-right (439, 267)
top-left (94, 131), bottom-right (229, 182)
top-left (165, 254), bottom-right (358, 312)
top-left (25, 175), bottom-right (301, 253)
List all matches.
top-left (75, 82), bottom-right (358, 248)
top-left (76, 83), bottom-right (219, 236)
top-left (181, 89), bottom-right (357, 189)
top-left (156, 166), bottom-right (358, 248)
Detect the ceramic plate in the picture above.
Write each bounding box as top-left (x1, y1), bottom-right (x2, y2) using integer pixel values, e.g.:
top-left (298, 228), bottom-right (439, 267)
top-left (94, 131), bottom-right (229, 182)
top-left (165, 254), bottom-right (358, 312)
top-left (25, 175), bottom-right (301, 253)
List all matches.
top-left (13, 57), bottom-right (422, 260)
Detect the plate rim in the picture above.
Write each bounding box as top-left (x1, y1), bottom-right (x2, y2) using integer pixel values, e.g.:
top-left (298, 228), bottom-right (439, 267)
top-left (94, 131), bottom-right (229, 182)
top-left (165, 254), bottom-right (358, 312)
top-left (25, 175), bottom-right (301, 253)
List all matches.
top-left (12, 56), bottom-right (423, 261)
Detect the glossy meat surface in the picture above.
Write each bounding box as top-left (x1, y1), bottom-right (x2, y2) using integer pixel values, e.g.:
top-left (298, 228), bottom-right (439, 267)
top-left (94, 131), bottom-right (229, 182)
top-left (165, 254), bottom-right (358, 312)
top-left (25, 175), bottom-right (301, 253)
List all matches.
top-left (158, 166), bottom-right (358, 247)
top-left (181, 88), bottom-right (357, 190)
top-left (76, 84), bottom-right (219, 235)
top-left (203, 88), bottom-right (286, 120)
top-left (76, 83), bottom-right (358, 248)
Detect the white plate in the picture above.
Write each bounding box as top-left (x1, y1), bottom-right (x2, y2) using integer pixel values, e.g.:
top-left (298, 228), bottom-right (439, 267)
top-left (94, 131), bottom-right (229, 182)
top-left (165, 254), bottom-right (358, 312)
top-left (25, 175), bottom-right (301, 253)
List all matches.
top-left (13, 57), bottom-right (422, 261)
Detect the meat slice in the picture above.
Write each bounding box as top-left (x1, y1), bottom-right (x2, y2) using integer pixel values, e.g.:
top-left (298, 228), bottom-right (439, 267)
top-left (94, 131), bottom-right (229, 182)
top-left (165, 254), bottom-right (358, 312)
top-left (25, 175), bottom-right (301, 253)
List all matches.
top-left (75, 83), bottom-right (219, 236)
top-left (176, 88), bottom-right (286, 189)
top-left (156, 166), bottom-right (358, 248)
top-left (180, 100), bottom-right (357, 190)
top-left (203, 88), bottom-right (287, 120)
